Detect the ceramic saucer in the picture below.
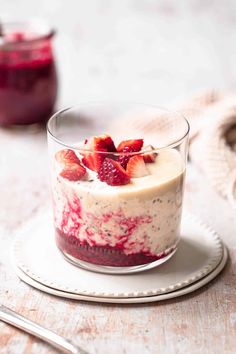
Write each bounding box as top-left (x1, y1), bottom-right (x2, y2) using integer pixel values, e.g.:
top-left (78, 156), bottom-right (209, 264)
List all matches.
top-left (12, 211), bottom-right (226, 300)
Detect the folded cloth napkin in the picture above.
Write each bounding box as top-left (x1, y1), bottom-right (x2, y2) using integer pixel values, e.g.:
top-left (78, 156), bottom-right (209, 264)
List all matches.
top-left (110, 91), bottom-right (236, 207)
top-left (178, 91), bottom-right (236, 206)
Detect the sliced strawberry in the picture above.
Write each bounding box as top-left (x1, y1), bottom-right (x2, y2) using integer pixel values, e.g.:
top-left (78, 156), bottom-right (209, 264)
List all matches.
top-left (117, 139), bottom-right (143, 152)
top-left (126, 155), bottom-right (149, 178)
top-left (142, 145), bottom-right (158, 163)
top-left (98, 158), bottom-right (130, 186)
top-left (84, 134), bottom-right (116, 152)
top-left (100, 134), bottom-right (117, 152)
top-left (82, 150), bottom-right (106, 172)
top-left (60, 163), bottom-right (86, 181)
top-left (82, 134), bottom-right (116, 171)
top-left (116, 139), bottom-right (144, 169)
top-left (55, 149), bottom-right (81, 165)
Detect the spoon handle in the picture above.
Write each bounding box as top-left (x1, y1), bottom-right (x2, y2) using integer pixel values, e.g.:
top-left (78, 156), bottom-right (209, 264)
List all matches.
top-left (0, 305), bottom-right (87, 354)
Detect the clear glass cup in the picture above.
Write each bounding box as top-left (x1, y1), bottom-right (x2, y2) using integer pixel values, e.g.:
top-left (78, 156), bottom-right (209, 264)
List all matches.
top-left (0, 19), bottom-right (58, 125)
top-left (47, 103), bottom-right (189, 274)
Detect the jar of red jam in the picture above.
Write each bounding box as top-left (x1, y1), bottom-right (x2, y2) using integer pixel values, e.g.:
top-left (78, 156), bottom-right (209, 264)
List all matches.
top-left (0, 19), bottom-right (58, 125)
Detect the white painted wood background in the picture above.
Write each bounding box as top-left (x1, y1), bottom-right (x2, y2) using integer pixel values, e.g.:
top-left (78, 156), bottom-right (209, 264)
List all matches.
top-left (0, 1), bottom-right (236, 353)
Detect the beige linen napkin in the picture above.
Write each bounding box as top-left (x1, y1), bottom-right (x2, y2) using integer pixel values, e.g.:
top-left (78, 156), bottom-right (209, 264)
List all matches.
top-left (178, 91), bottom-right (236, 206)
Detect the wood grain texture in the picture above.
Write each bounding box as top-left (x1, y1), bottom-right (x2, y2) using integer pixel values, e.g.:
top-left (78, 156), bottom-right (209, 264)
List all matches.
top-left (0, 1), bottom-right (236, 353)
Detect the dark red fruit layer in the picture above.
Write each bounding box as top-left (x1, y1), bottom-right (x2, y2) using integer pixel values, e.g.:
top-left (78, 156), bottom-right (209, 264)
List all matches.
top-left (56, 229), bottom-right (167, 267)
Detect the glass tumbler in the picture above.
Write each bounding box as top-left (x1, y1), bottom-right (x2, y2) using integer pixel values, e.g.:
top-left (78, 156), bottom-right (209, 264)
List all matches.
top-left (47, 103), bottom-right (189, 274)
top-left (0, 19), bottom-right (58, 125)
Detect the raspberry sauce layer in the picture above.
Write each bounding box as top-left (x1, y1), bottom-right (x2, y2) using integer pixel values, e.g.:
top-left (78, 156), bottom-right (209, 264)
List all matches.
top-left (56, 229), bottom-right (173, 266)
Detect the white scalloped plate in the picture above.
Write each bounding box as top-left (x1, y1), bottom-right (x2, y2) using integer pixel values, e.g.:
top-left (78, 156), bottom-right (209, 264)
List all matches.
top-left (14, 245), bottom-right (227, 303)
top-left (12, 211), bottom-right (224, 298)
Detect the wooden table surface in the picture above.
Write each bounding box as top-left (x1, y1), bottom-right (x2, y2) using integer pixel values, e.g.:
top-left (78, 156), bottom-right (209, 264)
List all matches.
top-left (1, 1), bottom-right (236, 353)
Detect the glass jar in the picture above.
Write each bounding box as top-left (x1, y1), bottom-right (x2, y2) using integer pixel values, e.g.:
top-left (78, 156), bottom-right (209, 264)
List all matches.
top-left (0, 19), bottom-right (58, 125)
top-left (47, 103), bottom-right (189, 274)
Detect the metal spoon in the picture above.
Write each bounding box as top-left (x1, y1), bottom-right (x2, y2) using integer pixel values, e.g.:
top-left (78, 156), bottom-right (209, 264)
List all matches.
top-left (0, 305), bottom-right (88, 354)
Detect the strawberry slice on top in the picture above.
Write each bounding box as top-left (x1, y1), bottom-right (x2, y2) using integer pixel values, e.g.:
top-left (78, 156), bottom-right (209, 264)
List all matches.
top-left (117, 139), bottom-right (144, 169)
top-left (142, 145), bottom-right (158, 163)
top-left (126, 155), bottom-right (149, 178)
top-left (83, 134), bottom-right (117, 152)
top-left (55, 149), bottom-right (87, 181)
top-left (117, 139), bottom-right (143, 153)
top-left (99, 134), bottom-right (117, 152)
top-left (98, 158), bottom-right (130, 186)
top-left (55, 149), bottom-right (81, 165)
top-left (60, 163), bottom-right (86, 181)
top-left (82, 134), bottom-right (116, 172)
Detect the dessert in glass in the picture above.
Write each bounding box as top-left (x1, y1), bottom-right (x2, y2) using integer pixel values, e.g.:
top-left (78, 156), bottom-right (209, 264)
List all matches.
top-left (47, 103), bottom-right (189, 274)
top-left (0, 19), bottom-right (58, 125)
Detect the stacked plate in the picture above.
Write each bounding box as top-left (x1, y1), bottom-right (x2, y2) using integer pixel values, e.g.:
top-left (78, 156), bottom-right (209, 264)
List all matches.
top-left (12, 211), bottom-right (227, 304)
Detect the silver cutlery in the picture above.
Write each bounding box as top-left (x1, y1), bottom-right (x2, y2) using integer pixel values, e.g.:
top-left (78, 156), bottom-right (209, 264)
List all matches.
top-left (0, 305), bottom-right (88, 354)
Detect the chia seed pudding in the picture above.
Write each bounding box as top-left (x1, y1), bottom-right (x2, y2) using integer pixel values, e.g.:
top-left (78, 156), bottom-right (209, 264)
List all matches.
top-left (52, 144), bottom-right (185, 267)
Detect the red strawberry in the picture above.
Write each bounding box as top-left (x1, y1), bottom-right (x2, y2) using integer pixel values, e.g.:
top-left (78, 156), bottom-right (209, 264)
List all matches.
top-left (98, 158), bottom-right (130, 186)
top-left (82, 152), bottom-right (105, 172)
top-left (55, 149), bottom-right (81, 165)
top-left (82, 134), bottom-right (116, 171)
top-left (60, 163), bottom-right (86, 181)
top-left (116, 139), bottom-right (144, 168)
top-left (99, 134), bottom-right (117, 152)
top-left (126, 155), bottom-right (149, 178)
top-left (142, 145), bottom-right (158, 163)
top-left (117, 139), bottom-right (143, 152)
top-left (84, 134), bottom-right (117, 152)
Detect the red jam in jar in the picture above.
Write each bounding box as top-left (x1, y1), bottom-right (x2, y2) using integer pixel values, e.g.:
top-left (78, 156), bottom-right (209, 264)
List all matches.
top-left (0, 21), bottom-right (58, 125)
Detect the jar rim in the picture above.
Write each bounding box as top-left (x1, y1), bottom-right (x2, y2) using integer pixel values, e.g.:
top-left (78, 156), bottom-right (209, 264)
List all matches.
top-left (0, 18), bottom-right (55, 48)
